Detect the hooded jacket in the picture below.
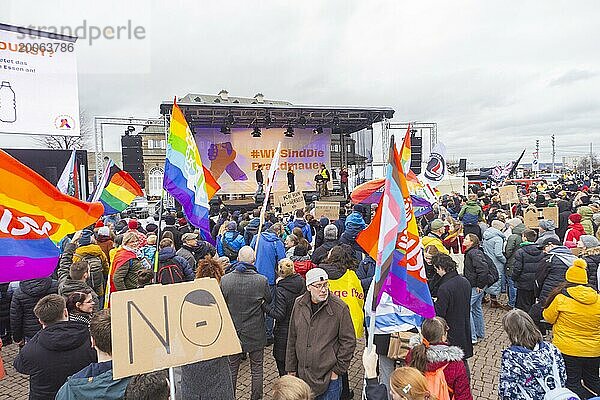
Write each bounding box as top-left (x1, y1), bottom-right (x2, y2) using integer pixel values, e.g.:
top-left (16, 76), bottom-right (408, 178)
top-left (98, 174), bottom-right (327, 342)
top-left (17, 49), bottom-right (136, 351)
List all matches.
top-left (543, 285), bottom-right (600, 357)
top-left (344, 212), bottom-right (366, 237)
top-left (266, 274), bottom-right (306, 362)
top-left (217, 230), bottom-right (246, 259)
top-left (422, 233), bottom-right (450, 255)
top-left (110, 247), bottom-right (141, 293)
top-left (10, 278), bottom-right (58, 342)
top-left (512, 243), bottom-right (545, 291)
top-left (250, 230), bottom-right (286, 285)
top-left (158, 247), bottom-right (195, 281)
top-left (535, 246), bottom-right (577, 303)
top-left (72, 244), bottom-right (110, 296)
top-left (499, 341), bottom-right (566, 400)
top-left (287, 219), bottom-right (313, 242)
top-left (505, 223), bottom-right (526, 276)
top-left (482, 227), bottom-right (506, 269)
top-left (13, 321), bottom-right (97, 400)
top-left (59, 279), bottom-right (99, 311)
top-left (405, 344), bottom-right (472, 400)
top-left (56, 361), bottom-right (130, 400)
top-left (458, 200), bottom-right (483, 222)
top-left (564, 222), bottom-right (585, 248)
top-left (578, 206), bottom-right (595, 235)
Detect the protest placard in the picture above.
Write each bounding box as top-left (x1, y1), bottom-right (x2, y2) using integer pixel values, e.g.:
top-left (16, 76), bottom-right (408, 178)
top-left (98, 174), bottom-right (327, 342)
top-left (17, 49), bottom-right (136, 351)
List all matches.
top-left (314, 201), bottom-right (341, 221)
top-left (278, 191), bottom-right (306, 214)
top-left (499, 185), bottom-right (519, 205)
top-left (111, 279), bottom-right (241, 379)
top-left (524, 206), bottom-right (559, 229)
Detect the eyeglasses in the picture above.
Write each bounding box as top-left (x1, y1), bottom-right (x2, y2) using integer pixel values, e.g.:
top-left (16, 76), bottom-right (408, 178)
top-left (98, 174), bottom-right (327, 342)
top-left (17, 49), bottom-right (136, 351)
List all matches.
top-left (310, 282), bottom-right (329, 291)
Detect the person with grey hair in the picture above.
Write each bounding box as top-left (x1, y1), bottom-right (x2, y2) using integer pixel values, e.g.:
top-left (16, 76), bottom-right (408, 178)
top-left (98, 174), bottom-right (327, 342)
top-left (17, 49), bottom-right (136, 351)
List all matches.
top-left (536, 219), bottom-right (560, 245)
top-left (499, 309), bottom-right (567, 399)
top-left (220, 246), bottom-right (272, 400)
top-left (483, 220), bottom-right (508, 309)
top-left (311, 224), bottom-right (339, 265)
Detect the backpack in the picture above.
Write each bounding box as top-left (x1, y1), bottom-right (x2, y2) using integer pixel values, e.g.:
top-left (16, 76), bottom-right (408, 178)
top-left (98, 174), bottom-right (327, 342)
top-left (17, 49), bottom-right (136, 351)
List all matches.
top-left (222, 233), bottom-right (240, 261)
top-left (518, 347), bottom-right (579, 400)
top-left (293, 260), bottom-right (315, 279)
top-left (424, 364), bottom-right (453, 400)
top-left (482, 252), bottom-right (500, 286)
top-left (461, 212), bottom-right (479, 226)
top-left (156, 260), bottom-right (185, 285)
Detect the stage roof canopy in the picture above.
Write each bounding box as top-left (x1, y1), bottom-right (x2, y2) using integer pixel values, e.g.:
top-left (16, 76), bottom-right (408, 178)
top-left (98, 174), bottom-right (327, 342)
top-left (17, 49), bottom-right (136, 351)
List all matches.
top-left (160, 90), bottom-right (395, 133)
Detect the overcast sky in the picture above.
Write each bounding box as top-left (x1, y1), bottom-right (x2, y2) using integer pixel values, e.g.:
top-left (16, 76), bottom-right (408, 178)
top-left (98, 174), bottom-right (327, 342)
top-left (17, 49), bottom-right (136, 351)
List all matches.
top-left (3, 0), bottom-right (599, 167)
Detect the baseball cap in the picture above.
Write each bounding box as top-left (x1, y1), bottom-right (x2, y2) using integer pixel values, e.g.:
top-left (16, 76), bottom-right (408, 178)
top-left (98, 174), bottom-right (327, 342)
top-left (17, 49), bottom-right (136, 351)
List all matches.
top-left (182, 232), bottom-right (198, 242)
top-left (305, 268), bottom-right (329, 287)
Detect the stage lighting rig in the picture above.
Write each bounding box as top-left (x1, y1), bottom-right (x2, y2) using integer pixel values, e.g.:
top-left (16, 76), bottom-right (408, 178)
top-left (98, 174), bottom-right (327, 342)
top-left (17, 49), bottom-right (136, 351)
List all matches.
top-left (298, 115), bottom-right (307, 125)
top-left (284, 126), bottom-right (294, 137)
top-left (264, 114), bottom-right (273, 126)
top-left (225, 113), bottom-right (235, 125)
top-left (252, 127), bottom-right (262, 137)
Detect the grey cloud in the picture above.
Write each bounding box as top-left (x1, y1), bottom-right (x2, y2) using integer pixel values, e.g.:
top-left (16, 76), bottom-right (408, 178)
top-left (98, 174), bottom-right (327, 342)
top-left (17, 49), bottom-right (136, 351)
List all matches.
top-left (549, 70), bottom-right (598, 87)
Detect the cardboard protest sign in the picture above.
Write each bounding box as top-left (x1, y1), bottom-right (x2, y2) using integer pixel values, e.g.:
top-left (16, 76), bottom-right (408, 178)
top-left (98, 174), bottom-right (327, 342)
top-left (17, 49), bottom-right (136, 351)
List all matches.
top-left (111, 278), bottom-right (241, 379)
top-left (499, 185), bottom-right (519, 205)
top-left (273, 191), bottom-right (287, 207)
top-left (524, 206), bottom-right (559, 229)
top-left (314, 201), bottom-right (341, 221)
top-left (279, 191), bottom-right (306, 214)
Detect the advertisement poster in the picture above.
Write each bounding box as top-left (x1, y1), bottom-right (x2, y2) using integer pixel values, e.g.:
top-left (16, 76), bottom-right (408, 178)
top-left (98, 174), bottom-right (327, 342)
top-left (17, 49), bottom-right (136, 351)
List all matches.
top-left (194, 127), bottom-right (331, 194)
top-left (0, 24), bottom-right (80, 136)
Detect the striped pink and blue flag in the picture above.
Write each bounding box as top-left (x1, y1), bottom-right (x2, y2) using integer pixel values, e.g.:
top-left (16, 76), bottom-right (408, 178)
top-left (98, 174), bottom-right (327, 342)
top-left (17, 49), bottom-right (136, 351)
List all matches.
top-left (357, 137), bottom-right (435, 318)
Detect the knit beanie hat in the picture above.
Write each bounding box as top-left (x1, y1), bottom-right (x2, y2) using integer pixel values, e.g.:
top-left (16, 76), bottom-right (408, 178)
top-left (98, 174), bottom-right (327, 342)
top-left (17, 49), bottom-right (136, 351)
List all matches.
top-left (94, 220), bottom-right (104, 228)
top-left (580, 235), bottom-right (600, 248)
top-left (128, 219), bottom-right (139, 230)
top-left (566, 258), bottom-right (588, 285)
top-left (568, 213), bottom-right (582, 224)
top-left (491, 220), bottom-right (505, 231)
top-left (539, 219), bottom-right (556, 231)
top-left (507, 218), bottom-right (522, 229)
top-left (324, 224), bottom-right (338, 240)
top-left (79, 229), bottom-right (94, 246)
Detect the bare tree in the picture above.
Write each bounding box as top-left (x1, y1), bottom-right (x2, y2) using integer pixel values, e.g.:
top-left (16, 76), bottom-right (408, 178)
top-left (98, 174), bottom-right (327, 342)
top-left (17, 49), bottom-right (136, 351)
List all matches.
top-left (576, 154), bottom-right (600, 172)
top-left (32, 109), bottom-right (93, 150)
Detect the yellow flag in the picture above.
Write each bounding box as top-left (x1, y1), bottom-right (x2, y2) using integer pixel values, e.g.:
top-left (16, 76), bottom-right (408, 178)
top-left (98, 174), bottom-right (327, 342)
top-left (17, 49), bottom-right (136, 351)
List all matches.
top-left (329, 269), bottom-right (365, 338)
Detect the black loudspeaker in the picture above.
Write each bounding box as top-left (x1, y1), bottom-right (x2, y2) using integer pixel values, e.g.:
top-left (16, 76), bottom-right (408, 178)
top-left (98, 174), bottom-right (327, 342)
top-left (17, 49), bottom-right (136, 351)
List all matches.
top-left (121, 135), bottom-right (145, 188)
top-left (254, 193), bottom-right (265, 204)
top-left (411, 136), bottom-right (423, 174)
top-left (459, 158), bottom-right (467, 172)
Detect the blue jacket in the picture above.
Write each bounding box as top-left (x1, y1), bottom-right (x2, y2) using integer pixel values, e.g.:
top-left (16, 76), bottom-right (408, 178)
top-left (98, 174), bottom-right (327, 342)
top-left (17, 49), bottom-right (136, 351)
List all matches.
top-left (244, 217), bottom-right (261, 245)
top-left (217, 231), bottom-right (246, 257)
top-left (158, 247), bottom-right (195, 281)
top-left (56, 361), bottom-right (130, 400)
top-left (287, 219), bottom-right (312, 242)
top-left (250, 231), bottom-right (286, 285)
top-left (482, 227), bottom-right (506, 269)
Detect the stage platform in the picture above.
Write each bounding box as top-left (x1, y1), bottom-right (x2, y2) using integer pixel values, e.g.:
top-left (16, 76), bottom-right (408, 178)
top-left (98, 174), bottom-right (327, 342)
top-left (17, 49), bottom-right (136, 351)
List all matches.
top-left (221, 193), bottom-right (349, 214)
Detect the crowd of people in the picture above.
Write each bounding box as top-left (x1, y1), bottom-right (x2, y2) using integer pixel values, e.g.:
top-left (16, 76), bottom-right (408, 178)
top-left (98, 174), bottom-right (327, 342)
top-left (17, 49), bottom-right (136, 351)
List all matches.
top-left (1, 173), bottom-right (600, 399)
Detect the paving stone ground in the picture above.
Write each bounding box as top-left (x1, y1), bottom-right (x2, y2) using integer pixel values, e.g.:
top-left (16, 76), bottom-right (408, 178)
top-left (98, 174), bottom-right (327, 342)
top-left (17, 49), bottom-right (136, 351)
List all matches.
top-left (0, 304), bottom-right (508, 399)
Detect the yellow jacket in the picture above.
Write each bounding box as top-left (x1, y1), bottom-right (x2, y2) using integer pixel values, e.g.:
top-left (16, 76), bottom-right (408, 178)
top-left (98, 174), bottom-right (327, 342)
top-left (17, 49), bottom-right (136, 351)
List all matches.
top-left (543, 285), bottom-right (600, 357)
top-left (328, 269), bottom-right (365, 338)
top-left (421, 235), bottom-right (449, 255)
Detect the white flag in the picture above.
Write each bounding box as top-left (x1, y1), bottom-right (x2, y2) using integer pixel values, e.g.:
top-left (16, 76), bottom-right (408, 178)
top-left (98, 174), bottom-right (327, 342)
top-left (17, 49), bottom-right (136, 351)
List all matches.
top-left (56, 150), bottom-right (77, 196)
top-left (419, 142), bottom-right (447, 188)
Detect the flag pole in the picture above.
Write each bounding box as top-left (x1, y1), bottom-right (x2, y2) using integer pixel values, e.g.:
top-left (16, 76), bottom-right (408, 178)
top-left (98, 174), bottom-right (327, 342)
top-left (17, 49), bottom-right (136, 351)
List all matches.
top-left (156, 113), bottom-right (170, 276)
top-left (254, 142), bottom-right (282, 253)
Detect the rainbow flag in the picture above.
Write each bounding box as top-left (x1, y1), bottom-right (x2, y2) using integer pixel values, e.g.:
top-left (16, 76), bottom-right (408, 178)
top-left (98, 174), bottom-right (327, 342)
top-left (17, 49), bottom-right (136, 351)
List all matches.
top-left (91, 160), bottom-right (143, 215)
top-left (0, 150), bottom-right (104, 283)
top-left (163, 100), bottom-right (212, 242)
top-left (357, 138), bottom-right (434, 318)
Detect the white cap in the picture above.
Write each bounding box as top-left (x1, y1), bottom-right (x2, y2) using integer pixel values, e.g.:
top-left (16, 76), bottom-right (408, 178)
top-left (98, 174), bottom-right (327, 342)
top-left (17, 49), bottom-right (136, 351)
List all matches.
top-left (306, 268), bottom-right (329, 287)
top-left (97, 226), bottom-right (110, 237)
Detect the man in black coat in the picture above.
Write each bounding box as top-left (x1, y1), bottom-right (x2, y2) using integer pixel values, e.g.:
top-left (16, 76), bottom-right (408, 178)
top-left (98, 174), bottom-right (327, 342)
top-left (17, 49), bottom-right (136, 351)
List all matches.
top-left (13, 294), bottom-right (97, 400)
top-left (311, 224), bottom-right (339, 265)
top-left (511, 229), bottom-right (545, 312)
top-left (433, 253), bottom-right (473, 375)
top-left (10, 277), bottom-right (58, 345)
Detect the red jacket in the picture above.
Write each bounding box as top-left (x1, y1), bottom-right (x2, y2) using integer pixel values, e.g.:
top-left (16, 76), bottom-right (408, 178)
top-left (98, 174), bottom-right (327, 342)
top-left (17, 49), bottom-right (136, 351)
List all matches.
top-left (406, 343), bottom-right (472, 400)
top-left (564, 223), bottom-right (585, 248)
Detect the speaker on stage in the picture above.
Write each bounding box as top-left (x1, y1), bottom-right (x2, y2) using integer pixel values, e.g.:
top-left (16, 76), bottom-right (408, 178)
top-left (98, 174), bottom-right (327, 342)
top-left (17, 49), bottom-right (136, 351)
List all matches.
top-left (121, 135), bottom-right (145, 189)
top-left (459, 158), bottom-right (467, 172)
top-left (411, 136), bottom-right (423, 174)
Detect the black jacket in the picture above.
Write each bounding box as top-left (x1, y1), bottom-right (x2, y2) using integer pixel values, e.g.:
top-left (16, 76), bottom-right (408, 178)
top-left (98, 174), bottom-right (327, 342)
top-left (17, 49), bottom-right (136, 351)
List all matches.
top-left (463, 246), bottom-right (488, 289)
top-left (311, 240), bottom-right (339, 265)
top-left (266, 274), bottom-right (306, 362)
top-left (356, 257), bottom-right (376, 295)
top-left (0, 283), bottom-right (11, 332)
top-left (534, 248), bottom-right (576, 303)
top-left (13, 321), bottom-right (97, 400)
top-left (10, 278), bottom-right (58, 342)
top-left (434, 270), bottom-right (473, 359)
top-left (512, 244), bottom-right (545, 291)
top-left (583, 251), bottom-right (600, 291)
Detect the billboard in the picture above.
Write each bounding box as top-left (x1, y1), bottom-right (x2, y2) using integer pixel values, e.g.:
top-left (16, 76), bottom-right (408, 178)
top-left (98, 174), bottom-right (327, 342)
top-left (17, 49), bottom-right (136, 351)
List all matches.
top-left (194, 127), bottom-right (331, 194)
top-left (0, 24), bottom-right (80, 136)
